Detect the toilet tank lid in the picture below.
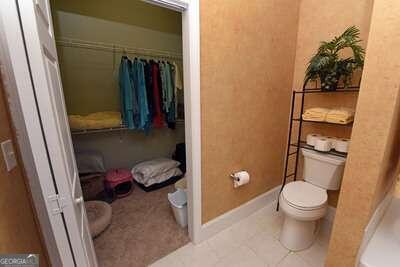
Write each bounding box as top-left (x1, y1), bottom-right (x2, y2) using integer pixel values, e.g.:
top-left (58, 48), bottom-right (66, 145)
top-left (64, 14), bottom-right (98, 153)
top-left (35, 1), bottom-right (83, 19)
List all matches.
top-left (301, 148), bottom-right (346, 165)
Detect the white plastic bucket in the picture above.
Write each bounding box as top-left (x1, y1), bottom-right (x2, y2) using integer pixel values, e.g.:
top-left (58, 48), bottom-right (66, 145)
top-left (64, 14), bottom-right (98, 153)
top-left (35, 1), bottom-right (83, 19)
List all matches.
top-left (168, 189), bottom-right (188, 227)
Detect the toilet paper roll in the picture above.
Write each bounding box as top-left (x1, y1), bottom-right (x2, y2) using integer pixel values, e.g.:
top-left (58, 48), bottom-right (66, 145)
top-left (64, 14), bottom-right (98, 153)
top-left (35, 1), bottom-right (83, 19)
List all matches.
top-left (314, 137), bottom-right (332, 152)
top-left (335, 138), bottom-right (350, 153)
top-left (232, 171), bottom-right (250, 188)
top-left (326, 136), bottom-right (338, 149)
top-left (306, 134), bottom-right (322, 147)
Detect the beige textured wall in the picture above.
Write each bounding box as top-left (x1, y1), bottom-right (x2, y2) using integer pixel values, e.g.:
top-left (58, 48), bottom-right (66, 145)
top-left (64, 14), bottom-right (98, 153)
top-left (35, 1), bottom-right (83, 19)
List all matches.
top-left (200, 0), bottom-right (300, 223)
top-left (291, 0), bottom-right (374, 207)
top-left (0, 79), bottom-right (48, 265)
top-left (326, 0), bottom-right (400, 266)
top-left (292, 0), bottom-right (373, 89)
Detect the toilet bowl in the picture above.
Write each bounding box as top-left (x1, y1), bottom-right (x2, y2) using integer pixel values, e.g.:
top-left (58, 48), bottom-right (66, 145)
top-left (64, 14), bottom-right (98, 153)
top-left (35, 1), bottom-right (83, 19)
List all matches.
top-left (279, 149), bottom-right (345, 251)
top-left (279, 181), bottom-right (327, 250)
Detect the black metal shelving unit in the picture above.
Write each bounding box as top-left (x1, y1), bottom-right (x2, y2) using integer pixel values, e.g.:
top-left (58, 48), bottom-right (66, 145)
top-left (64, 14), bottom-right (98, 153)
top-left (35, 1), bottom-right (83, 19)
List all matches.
top-left (276, 85), bottom-right (360, 211)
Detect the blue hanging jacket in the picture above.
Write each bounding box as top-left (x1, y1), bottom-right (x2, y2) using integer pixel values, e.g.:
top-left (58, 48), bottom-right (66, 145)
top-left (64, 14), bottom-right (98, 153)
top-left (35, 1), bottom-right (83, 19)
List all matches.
top-left (119, 57), bottom-right (135, 129)
top-left (133, 59), bottom-right (150, 131)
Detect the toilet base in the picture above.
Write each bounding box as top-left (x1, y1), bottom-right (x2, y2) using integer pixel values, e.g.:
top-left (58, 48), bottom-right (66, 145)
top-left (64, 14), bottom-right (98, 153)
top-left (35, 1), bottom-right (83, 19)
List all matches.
top-left (279, 216), bottom-right (320, 251)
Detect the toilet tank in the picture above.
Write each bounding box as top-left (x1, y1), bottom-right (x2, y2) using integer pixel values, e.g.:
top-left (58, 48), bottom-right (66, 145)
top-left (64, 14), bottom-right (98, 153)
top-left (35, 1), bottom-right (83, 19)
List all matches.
top-left (301, 149), bottom-right (346, 190)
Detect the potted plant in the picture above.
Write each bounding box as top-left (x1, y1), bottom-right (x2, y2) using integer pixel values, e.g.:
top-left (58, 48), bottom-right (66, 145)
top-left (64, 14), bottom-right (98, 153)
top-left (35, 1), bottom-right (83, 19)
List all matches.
top-left (304, 26), bottom-right (365, 90)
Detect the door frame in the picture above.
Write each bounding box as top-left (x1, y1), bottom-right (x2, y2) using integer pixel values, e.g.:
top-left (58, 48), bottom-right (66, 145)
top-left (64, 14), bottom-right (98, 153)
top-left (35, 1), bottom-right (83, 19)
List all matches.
top-left (0, 0), bottom-right (202, 265)
top-left (142, 0), bottom-right (202, 244)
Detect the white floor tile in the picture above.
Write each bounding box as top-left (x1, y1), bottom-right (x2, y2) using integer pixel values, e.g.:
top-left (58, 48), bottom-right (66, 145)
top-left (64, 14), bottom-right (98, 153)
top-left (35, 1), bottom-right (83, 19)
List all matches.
top-left (228, 215), bottom-right (265, 244)
top-left (296, 241), bottom-right (328, 267)
top-left (149, 252), bottom-right (184, 267)
top-left (245, 232), bottom-right (289, 266)
top-left (173, 242), bottom-right (219, 267)
top-left (208, 228), bottom-right (241, 259)
top-left (214, 245), bottom-right (266, 267)
top-left (152, 201), bottom-right (332, 267)
top-left (251, 207), bottom-right (284, 238)
top-left (277, 253), bottom-right (311, 267)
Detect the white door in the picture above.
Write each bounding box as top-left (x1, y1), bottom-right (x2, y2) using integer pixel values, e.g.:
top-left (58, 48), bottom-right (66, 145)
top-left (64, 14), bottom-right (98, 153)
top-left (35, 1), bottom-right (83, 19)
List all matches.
top-left (17, 1), bottom-right (97, 266)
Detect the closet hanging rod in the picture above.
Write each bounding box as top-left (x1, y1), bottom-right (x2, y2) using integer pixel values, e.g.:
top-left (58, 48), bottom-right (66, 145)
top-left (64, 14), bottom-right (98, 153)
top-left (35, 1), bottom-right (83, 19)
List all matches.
top-left (56, 38), bottom-right (183, 60)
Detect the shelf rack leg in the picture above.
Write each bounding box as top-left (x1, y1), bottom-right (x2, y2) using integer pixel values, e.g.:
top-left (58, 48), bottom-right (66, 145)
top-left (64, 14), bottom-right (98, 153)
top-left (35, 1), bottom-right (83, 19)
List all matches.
top-left (293, 85), bottom-right (306, 181)
top-left (276, 91), bottom-right (297, 211)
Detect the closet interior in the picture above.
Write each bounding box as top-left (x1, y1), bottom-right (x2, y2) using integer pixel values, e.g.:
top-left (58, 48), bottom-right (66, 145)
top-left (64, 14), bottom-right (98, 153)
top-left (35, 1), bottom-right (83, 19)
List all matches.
top-left (51, 1), bottom-right (189, 266)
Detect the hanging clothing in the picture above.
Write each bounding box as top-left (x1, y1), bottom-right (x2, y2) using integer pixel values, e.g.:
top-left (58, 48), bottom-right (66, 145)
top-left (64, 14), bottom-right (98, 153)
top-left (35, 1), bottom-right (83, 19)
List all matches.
top-left (172, 62), bottom-right (183, 91)
top-left (118, 56), bottom-right (180, 132)
top-left (159, 62), bottom-right (168, 114)
top-left (119, 57), bottom-right (136, 129)
top-left (165, 63), bottom-right (174, 111)
top-left (171, 63), bottom-right (179, 119)
top-left (143, 60), bottom-right (154, 123)
top-left (173, 62), bottom-right (183, 119)
top-left (165, 63), bottom-right (176, 128)
top-left (127, 59), bottom-right (140, 128)
top-left (133, 59), bottom-right (150, 131)
top-left (151, 61), bottom-right (164, 128)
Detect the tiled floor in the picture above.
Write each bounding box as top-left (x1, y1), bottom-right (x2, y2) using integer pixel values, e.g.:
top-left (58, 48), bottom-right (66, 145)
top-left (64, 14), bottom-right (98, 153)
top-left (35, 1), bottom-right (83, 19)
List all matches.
top-left (150, 202), bottom-right (331, 267)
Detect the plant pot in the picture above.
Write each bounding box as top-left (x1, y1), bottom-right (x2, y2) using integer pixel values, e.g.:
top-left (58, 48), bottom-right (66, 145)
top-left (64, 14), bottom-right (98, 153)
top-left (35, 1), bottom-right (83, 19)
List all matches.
top-left (320, 73), bottom-right (340, 91)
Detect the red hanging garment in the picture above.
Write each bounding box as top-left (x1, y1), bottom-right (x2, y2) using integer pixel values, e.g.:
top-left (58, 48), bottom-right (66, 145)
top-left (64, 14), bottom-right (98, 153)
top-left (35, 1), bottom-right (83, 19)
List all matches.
top-left (151, 62), bottom-right (164, 128)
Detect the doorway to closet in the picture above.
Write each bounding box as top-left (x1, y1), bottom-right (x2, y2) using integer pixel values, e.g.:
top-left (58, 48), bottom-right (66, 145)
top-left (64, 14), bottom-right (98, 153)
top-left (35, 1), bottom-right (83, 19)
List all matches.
top-left (51, 1), bottom-right (188, 266)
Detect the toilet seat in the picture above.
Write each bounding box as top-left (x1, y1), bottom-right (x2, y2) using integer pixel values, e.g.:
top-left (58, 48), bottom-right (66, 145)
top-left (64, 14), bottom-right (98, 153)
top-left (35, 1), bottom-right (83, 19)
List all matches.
top-left (281, 181), bottom-right (327, 211)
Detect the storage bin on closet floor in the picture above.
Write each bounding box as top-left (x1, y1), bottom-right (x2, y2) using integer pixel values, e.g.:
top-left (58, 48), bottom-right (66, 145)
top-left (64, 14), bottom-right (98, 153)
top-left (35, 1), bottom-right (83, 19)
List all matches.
top-left (105, 169), bottom-right (133, 198)
top-left (168, 189), bottom-right (188, 227)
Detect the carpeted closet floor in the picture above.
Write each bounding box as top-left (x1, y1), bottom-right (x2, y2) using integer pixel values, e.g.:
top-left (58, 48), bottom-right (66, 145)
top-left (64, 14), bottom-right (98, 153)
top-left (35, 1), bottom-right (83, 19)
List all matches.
top-left (93, 185), bottom-right (190, 267)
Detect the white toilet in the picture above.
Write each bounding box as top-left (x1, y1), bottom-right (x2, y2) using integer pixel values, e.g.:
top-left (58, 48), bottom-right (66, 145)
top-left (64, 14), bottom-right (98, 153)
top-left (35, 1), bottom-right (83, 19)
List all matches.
top-left (279, 148), bottom-right (346, 251)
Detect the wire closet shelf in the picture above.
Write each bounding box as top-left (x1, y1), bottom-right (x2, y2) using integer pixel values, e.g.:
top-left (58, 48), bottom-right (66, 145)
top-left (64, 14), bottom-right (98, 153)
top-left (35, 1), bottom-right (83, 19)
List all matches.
top-left (57, 38), bottom-right (185, 135)
top-left (56, 38), bottom-right (183, 60)
top-left (70, 119), bottom-right (185, 135)
top-left (276, 83), bottom-right (360, 211)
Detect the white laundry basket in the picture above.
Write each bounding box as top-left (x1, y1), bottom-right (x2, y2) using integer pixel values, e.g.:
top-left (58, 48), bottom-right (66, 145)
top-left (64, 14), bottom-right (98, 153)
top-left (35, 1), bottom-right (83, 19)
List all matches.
top-left (168, 189), bottom-right (188, 227)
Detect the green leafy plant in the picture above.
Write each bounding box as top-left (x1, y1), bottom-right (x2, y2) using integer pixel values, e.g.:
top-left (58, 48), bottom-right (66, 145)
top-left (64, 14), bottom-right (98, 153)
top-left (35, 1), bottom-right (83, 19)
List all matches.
top-left (304, 26), bottom-right (365, 90)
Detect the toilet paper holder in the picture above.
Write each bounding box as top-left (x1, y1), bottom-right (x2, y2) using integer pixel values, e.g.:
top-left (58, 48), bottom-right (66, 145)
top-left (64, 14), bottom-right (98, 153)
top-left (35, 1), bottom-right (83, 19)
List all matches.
top-left (230, 173), bottom-right (240, 181)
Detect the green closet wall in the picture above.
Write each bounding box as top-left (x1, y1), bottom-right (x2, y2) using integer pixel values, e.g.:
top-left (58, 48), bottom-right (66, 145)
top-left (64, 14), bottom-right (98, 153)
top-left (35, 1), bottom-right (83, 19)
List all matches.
top-left (51, 0), bottom-right (182, 115)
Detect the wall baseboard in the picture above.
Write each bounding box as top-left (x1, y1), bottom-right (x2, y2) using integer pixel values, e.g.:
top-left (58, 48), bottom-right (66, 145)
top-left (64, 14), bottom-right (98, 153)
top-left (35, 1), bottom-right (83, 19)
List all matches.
top-left (197, 186), bottom-right (280, 243)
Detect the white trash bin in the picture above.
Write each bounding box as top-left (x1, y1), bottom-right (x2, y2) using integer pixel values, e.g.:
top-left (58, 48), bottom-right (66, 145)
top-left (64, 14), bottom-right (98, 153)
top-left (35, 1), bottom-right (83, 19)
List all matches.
top-left (168, 189), bottom-right (188, 228)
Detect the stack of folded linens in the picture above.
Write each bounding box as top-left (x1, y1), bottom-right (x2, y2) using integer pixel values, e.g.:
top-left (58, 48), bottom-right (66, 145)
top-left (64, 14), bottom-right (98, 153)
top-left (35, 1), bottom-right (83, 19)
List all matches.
top-left (302, 107), bottom-right (355, 124)
top-left (326, 108), bottom-right (355, 124)
top-left (131, 158), bottom-right (183, 187)
top-left (302, 108), bottom-right (330, 122)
